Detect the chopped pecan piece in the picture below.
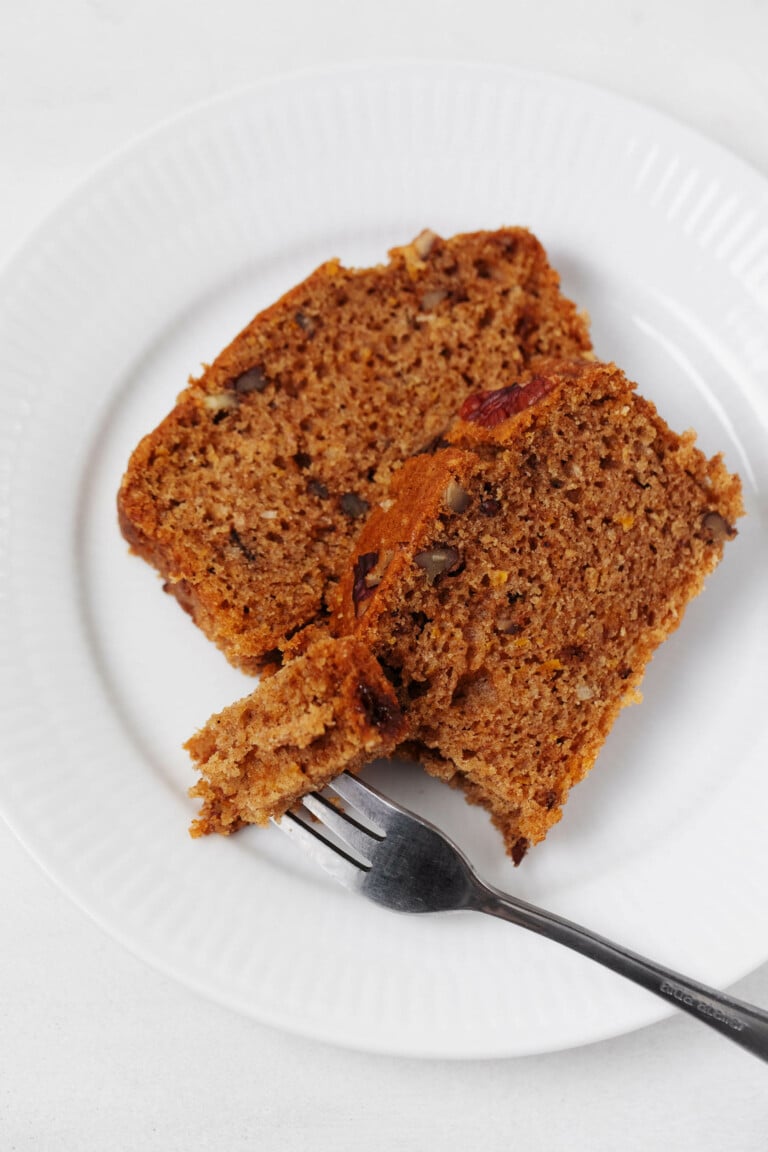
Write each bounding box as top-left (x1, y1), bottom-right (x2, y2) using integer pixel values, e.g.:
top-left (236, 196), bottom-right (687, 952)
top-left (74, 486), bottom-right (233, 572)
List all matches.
top-left (340, 492), bottom-right (370, 519)
top-left (414, 545), bottom-right (462, 585)
top-left (230, 366), bottom-right (269, 394)
top-left (352, 552), bottom-right (380, 614)
top-left (443, 479), bottom-right (470, 514)
top-left (701, 511), bottom-right (736, 544)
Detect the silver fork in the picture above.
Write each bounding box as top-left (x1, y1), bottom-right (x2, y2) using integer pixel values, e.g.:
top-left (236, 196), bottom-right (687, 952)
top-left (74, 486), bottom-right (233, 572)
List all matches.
top-left (274, 772), bottom-right (768, 1062)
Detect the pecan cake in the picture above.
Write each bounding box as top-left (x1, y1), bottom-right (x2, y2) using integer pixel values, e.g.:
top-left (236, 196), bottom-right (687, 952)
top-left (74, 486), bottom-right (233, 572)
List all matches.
top-left (187, 359), bottom-right (742, 859)
top-left (334, 358), bottom-right (743, 860)
top-left (118, 228), bottom-right (591, 673)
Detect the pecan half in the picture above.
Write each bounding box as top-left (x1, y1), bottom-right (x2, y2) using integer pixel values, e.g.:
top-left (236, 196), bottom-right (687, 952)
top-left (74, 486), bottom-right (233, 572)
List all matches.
top-left (459, 374), bottom-right (556, 427)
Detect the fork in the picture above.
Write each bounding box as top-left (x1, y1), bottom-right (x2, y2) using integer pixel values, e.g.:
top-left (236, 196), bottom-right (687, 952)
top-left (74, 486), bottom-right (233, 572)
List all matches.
top-left (274, 772), bottom-right (768, 1062)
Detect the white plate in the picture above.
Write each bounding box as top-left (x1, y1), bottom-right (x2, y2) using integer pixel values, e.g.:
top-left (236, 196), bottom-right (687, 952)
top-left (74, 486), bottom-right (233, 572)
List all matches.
top-left (1, 62), bottom-right (767, 1059)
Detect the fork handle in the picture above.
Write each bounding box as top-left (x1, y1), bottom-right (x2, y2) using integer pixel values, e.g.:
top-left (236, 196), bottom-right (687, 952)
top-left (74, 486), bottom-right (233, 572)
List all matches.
top-left (477, 884), bottom-right (768, 1062)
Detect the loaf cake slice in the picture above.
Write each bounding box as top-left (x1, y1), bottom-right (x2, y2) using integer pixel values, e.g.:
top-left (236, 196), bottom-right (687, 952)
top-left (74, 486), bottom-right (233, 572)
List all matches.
top-left (186, 358), bottom-right (742, 859)
top-left (187, 636), bottom-right (403, 836)
top-left (118, 229), bottom-right (591, 673)
top-left (332, 358), bottom-right (743, 860)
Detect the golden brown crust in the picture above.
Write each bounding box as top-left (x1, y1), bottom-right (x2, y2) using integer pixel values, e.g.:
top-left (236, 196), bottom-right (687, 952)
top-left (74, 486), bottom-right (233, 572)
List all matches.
top-left (118, 229), bottom-right (592, 672)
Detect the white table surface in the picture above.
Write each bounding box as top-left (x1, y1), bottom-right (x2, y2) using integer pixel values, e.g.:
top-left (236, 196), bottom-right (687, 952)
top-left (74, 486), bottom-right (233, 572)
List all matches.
top-left (2, 2), bottom-right (767, 1148)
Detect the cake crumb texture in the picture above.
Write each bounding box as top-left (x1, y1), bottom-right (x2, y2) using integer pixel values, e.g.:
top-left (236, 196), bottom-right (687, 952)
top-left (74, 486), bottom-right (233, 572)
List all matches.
top-left (335, 358), bottom-right (743, 859)
top-left (118, 229), bottom-right (592, 673)
top-left (187, 636), bottom-right (403, 836)
top-left (186, 358), bottom-right (742, 858)
top-left (132, 230), bottom-right (743, 860)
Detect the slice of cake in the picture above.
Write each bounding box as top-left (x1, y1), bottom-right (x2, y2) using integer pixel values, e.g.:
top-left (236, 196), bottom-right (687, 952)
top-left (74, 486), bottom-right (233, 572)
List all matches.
top-left (187, 636), bottom-right (403, 836)
top-left (186, 358), bottom-right (742, 859)
top-left (118, 229), bottom-right (591, 673)
top-left (333, 358), bottom-right (743, 860)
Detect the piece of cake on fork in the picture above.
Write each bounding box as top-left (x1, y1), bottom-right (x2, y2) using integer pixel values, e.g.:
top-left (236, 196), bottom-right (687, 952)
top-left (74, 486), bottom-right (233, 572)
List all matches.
top-left (187, 636), bottom-right (404, 836)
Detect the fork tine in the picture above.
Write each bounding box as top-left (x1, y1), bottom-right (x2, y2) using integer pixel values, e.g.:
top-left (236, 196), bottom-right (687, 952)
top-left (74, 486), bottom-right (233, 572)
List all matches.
top-left (273, 812), bottom-right (367, 889)
top-left (301, 793), bottom-right (383, 859)
top-left (328, 772), bottom-right (404, 830)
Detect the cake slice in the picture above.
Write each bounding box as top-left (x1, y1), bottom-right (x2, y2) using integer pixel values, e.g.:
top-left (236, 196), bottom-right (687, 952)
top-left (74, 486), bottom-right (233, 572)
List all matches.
top-left (118, 228), bottom-right (591, 673)
top-left (187, 358), bottom-right (742, 859)
top-left (333, 358), bottom-right (743, 860)
top-left (187, 636), bottom-right (403, 835)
